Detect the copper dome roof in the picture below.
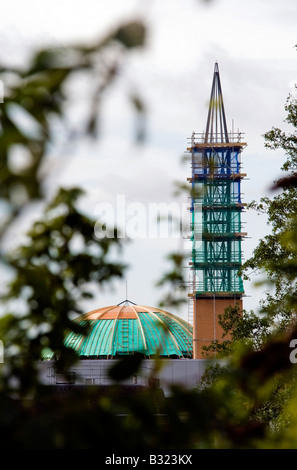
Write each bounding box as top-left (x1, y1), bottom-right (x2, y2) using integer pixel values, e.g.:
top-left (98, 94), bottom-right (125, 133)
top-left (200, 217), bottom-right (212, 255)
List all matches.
top-left (43, 301), bottom-right (193, 359)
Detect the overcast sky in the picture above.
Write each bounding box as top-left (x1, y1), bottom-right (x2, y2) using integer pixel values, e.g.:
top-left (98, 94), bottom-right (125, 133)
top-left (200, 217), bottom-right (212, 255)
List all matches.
top-left (1, 0), bottom-right (297, 320)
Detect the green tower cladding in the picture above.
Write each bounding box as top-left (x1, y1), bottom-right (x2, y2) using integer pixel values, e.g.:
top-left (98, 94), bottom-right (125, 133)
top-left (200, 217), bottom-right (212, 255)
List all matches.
top-left (188, 63), bottom-right (247, 359)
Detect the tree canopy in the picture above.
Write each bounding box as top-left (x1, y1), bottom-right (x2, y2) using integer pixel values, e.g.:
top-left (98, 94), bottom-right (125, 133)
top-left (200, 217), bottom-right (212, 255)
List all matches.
top-left (0, 17), bottom-right (297, 449)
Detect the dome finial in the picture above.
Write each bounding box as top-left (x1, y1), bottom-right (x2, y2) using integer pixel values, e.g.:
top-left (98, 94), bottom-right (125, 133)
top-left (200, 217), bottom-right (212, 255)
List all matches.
top-left (116, 280), bottom-right (137, 306)
top-left (117, 299), bottom-right (137, 306)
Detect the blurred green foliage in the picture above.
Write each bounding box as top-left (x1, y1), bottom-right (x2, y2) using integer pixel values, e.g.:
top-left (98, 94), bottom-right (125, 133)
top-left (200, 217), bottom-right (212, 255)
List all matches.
top-left (242, 83), bottom-right (297, 329)
top-left (1, 15), bottom-right (297, 449)
top-left (0, 20), bottom-right (147, 399)
top-left (0, 20), bottom-right (146, 242)
top-left (0, 186), bottom-right (126, 397)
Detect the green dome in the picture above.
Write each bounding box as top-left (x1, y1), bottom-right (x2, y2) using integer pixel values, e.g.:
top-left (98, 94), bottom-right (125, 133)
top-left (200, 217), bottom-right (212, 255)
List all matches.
top-left (43, 302), bottom-right (193, 359)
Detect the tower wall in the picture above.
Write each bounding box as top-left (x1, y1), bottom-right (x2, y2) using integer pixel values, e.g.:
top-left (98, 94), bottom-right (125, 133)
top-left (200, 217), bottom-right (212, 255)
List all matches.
top-left (193, 297), bottom-right (242, 359)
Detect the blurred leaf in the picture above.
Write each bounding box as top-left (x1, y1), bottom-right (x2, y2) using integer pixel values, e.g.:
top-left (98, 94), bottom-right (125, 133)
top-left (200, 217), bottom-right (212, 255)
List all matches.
top-left (108, 353), bottom-right (146, 382)
top-left (113, 21), bottom-right (146, 49)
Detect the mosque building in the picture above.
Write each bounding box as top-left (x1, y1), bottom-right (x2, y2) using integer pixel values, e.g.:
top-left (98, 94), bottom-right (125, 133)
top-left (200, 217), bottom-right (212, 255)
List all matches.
top-left (40, 301), bottom-right (206, 396)
top-left (40, 63), bottom-right (246, 394)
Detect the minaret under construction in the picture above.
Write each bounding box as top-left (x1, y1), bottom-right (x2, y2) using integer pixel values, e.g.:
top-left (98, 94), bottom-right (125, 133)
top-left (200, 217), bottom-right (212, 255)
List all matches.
top-left (188, 63), bottom-right (247, 359)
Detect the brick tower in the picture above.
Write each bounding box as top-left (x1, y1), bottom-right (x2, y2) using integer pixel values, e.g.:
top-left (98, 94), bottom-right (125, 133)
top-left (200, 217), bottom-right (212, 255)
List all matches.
top-left (188, 63), bottom-right (247, 359)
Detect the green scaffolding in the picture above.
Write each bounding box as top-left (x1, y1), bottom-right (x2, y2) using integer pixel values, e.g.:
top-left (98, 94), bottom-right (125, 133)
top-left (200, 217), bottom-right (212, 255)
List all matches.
top-left (188, 63), bottom-right (247, 298)
top-left (190, 144), bottom-right (245, 295)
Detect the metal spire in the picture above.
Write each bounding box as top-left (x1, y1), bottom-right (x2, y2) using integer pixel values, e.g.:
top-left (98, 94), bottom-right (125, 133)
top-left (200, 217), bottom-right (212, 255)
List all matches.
top-left (205, 62), bottom-right (229, 144)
